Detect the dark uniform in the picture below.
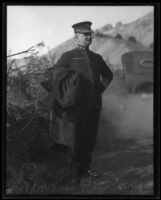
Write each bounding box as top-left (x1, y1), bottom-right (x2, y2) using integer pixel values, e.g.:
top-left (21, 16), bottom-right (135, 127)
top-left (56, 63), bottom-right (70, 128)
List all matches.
top-left (53, 46), bottom-right (113, 174)
top-left (52, 21), bottom-right (113, 176)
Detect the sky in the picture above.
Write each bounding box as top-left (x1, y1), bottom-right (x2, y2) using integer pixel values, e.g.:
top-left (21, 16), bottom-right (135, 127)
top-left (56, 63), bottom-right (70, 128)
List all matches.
top-left (7, 5), bottom-right (154, 57)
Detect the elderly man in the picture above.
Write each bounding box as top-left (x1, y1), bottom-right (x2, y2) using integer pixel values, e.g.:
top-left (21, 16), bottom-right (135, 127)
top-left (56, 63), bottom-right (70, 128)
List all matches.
top-left (52, 21), bottom-right (113, 178)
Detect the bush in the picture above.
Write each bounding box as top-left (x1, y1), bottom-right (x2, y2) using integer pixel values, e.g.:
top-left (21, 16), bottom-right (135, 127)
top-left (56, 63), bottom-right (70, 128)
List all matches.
top-left (115, 22), bottom-right (122, 29)
top-left (115, 33), bottom-right (122, 39)
top-left (128, 36), bottom-right (137, 43)
top-left (94, 31), bottom-right (111, 38)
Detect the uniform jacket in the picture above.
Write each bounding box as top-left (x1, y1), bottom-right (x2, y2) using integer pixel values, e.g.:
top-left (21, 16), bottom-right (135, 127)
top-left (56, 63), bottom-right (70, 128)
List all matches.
top-left (34, 47), bottom-right (113, 149)
top-left (52, 47), bottom-right (113, 109)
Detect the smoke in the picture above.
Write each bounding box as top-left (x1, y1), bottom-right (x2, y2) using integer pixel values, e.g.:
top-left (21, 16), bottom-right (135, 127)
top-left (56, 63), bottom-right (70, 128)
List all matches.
top-left (101, 92), bottom-right (153, 138)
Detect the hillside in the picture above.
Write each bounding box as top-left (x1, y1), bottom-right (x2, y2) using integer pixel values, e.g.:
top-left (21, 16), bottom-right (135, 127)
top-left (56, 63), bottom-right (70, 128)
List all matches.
top-left (99, 11), bottom-right (153, 47)
top-left (48, 11), bottom-right (153, 72)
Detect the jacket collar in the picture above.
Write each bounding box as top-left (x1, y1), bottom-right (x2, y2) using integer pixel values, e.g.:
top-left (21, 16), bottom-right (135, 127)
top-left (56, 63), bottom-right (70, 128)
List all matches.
top-left (76, 45), bottom-right (89, 51)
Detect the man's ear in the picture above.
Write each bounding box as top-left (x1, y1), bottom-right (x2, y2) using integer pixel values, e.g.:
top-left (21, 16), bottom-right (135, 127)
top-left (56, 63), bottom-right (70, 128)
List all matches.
top-left (74, 33), bottom-right (80, 44)
top-left (74, 33), bottom-right (78, 40)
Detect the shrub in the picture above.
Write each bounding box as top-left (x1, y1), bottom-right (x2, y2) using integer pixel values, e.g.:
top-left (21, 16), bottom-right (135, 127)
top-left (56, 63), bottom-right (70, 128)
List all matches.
top-left (115, 33), bottom-right (122, 39)
top-left (128, 36), bottom-right (137, 43)
top-left (94, 31), bottom-right (111, 38)
top-left (115, 22), bottom-right (122, 29)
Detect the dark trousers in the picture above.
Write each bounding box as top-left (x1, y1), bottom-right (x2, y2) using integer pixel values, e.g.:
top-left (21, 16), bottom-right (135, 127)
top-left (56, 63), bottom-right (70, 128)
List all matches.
top-left (72, 109), bottom-right (101, 172)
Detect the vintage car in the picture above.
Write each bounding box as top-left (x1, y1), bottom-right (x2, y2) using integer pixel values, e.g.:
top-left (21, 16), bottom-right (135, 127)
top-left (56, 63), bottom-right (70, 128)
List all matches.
top-left (121, 51), bottom-right (153, 96)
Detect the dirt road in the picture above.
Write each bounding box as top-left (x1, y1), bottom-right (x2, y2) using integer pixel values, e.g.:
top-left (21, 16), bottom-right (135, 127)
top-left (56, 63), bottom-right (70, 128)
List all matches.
top-left (87, 92), bottom-right (153, 195)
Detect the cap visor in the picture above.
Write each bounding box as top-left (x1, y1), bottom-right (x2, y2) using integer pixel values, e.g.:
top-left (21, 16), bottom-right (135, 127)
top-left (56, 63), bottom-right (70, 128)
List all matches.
top-left (75, 30), bottom-right (94, 34)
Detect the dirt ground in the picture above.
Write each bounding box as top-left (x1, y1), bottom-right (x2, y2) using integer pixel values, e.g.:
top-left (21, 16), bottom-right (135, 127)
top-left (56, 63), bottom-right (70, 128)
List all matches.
top-left (90, 111), bottom-right (153, 195)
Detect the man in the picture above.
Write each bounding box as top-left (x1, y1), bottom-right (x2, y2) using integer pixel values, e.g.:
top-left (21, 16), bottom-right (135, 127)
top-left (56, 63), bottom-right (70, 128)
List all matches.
top-left (52, 21), bottom-right (113, 178)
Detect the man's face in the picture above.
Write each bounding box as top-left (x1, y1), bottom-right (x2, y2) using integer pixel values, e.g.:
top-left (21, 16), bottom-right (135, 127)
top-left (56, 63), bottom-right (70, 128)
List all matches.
top-left (75, 32), bottom-right (93, 48)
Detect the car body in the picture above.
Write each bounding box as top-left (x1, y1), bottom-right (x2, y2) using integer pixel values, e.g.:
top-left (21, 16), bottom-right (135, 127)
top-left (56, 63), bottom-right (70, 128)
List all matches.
top-left (121, 51), bottom-right (153, 95)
